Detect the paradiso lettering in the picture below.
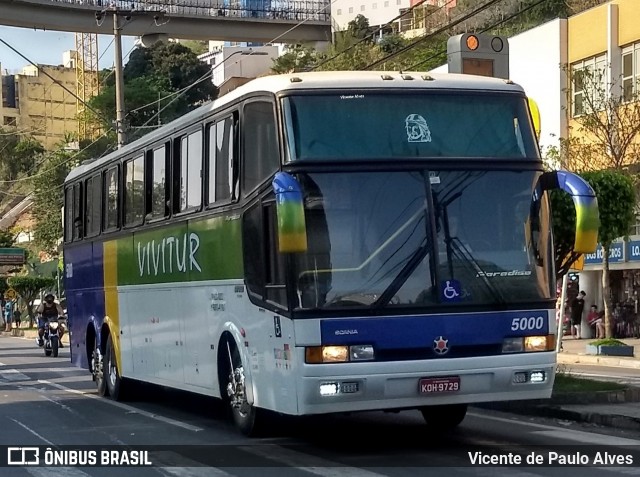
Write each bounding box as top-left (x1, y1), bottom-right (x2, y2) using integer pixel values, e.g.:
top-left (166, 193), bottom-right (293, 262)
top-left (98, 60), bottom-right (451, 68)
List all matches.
top-left (137, 233), bottom-right (202, 277)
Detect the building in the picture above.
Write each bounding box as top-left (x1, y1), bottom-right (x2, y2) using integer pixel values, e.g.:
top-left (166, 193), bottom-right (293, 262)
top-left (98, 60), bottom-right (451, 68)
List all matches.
top-left (198, 43), bottom-right (279, 93)
top-left (564, 0), bottom-right (640, 330)
top-left (0, 58), bottom-right (79, 150)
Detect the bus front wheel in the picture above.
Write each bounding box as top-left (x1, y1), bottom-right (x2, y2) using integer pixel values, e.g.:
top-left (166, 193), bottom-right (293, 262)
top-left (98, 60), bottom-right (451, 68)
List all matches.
top-left (420, 404), bottom-right (467, 429)
top-left (93, 336), bottom-right (108, 397)
top-left (225, 340), bottom-right (263, 436)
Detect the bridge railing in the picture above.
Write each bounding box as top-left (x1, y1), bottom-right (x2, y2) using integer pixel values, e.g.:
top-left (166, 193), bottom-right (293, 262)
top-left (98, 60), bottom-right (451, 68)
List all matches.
top-left (41, 0), bottom-right (332, 22)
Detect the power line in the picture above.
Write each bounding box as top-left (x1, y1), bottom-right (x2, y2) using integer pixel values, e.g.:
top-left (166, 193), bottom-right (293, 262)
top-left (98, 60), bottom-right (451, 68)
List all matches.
top-left (404, 0), bottom-right (549, 71)
top-left (310, 0), bottom-right (455, 71)
top-left (362, 0), bottom-right (507, 70)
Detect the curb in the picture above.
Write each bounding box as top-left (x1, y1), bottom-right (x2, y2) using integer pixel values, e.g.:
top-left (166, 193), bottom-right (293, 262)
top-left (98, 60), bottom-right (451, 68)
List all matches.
top-left (558, 352), bottom-right (640, 369)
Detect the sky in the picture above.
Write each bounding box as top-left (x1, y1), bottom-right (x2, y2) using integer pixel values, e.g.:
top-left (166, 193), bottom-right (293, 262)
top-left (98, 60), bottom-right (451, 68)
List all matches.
top-left (0, 26), bottom-right (137, 73)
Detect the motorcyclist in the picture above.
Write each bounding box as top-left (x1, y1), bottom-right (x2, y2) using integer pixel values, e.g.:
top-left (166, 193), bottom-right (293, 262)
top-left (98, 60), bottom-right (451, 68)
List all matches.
top-left (37, 293), bottom-right (65, 347)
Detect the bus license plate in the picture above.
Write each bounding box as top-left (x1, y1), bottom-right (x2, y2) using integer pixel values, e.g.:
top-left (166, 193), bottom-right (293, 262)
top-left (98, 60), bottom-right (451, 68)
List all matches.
top-left (419, 376), bottom-right (460, 394)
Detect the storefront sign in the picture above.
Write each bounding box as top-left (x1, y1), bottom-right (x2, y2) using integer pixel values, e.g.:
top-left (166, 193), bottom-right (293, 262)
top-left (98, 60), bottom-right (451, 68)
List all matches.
top-left (628, 240), bottom-right (640, 261)
top-left (584, 242), bottom-right (624, 264)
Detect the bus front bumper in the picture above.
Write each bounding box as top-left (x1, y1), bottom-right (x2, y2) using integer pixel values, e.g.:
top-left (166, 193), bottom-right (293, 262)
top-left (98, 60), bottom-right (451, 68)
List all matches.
top-left (296, 352), bottom-right (555, 415)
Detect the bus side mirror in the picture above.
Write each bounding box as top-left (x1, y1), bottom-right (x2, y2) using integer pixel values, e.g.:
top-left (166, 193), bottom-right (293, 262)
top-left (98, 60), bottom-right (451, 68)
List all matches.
top-left (272, 172), bottom-right (308, 253)
top-left (539, 171), bottom-right (599, 254)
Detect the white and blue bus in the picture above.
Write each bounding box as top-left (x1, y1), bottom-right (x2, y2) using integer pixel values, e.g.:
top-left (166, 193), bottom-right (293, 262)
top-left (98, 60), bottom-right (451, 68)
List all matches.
top-left (63, 71), bottom-right (599, 435)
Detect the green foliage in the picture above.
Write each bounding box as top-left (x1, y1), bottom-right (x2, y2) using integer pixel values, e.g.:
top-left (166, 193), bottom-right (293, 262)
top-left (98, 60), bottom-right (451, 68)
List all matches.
top-left (581, 170), bottom-right (635, 247)
top-left (31, 149), bottom-right (76, 253)
top-left (7, 275), bottom-right (55, 322)
top-left (552, 170), bottom-right (635, 278)
top-left (88, 41), bottom-right (218, 140)
top-left (180, 40), bottom-right (209, 55)
top-left (271, 44), bottom-right (318, 73)
top-left (346, 15), bottom-right (372, 41)
top-left (588, 338), bottom-right (628, 347)
top-left (0, 129), bottom-right (45, 181)
top-left (0, 229), bottom-right (16, 248)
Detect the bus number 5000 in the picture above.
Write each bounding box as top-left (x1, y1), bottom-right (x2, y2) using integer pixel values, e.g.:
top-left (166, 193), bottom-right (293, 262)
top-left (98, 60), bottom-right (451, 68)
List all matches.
top-left (511, 316), bottom-right (544, 331)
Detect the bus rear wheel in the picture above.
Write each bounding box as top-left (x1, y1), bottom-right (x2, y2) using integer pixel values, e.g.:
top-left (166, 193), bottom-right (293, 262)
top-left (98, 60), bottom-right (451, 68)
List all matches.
top-left (92, 336), bottom-right (108, 397)
top-left (225, 340), bottom-right (263, 436)
top-left (420, 404), bottom-right (467, 430)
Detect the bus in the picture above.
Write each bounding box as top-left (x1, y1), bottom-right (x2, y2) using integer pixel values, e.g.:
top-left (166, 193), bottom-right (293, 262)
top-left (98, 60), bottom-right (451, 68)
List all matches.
top-left (63, 71), bottom-right (599, 436)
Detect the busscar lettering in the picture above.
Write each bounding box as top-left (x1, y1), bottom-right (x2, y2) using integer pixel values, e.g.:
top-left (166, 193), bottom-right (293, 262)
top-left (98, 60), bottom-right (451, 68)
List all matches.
top-left (136, 232), bottom-right (202, 277)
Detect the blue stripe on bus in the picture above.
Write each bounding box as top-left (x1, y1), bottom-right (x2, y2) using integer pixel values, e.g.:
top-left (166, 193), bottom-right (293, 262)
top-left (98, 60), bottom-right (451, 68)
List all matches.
top-left (65, 242), bottom-right (106, 369)
top-left (320, 311), bottom-right (550, 349)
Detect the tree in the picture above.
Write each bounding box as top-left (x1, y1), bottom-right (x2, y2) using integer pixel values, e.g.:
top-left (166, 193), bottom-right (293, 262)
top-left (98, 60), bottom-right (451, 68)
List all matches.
top-left (31, 148), bottom-right (76, 254)
top-left (271, 44), bottom-right (318, 73)
top-left (0, 129), bottom-right (45, 182)
top-left (582, 171), bottom-right (635, 338)
top-left (551, 170), bottom-right (635, 338)
top-left (88, 41), bottom-right (218, 139)
top-left (7, 275), bottom-right (55, 327)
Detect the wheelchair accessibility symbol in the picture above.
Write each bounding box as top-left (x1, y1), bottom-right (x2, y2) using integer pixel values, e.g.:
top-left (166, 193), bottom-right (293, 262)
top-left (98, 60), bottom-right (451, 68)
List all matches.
top-left (441, 279), bottom-right (462, 302)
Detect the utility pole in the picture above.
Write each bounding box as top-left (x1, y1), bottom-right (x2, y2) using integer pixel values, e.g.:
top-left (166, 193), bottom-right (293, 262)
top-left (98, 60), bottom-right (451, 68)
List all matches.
top-left (113, 11), bottom-right (126, 148)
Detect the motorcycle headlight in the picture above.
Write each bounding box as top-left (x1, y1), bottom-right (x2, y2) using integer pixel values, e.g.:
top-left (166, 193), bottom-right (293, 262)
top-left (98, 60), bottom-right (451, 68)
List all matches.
top-left (49, 322), bottom-right (59, 330)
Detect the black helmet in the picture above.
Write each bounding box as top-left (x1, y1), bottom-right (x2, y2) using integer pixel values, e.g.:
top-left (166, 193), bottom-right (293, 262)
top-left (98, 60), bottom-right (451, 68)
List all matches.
top-left (44, 294), bottom-right (55, 303)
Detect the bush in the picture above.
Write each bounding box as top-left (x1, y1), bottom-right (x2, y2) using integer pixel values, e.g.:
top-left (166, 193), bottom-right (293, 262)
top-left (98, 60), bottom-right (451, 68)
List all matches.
top-left (588, 338), bottom-right (628, 347)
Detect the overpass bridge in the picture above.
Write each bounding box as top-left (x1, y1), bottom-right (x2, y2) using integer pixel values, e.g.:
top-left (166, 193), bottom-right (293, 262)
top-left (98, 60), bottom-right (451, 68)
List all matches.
top-left (0, 0), bottom-right (332, 43)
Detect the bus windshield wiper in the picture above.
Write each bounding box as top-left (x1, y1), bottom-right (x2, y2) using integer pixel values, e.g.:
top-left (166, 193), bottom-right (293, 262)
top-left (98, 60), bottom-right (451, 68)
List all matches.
top-left (447, 237), bottom-right (506, 305)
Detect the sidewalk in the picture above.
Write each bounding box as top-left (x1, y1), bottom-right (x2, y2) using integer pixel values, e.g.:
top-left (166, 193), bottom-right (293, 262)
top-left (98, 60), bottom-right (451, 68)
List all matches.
top-left (483, 336), bottom-right (640, 431)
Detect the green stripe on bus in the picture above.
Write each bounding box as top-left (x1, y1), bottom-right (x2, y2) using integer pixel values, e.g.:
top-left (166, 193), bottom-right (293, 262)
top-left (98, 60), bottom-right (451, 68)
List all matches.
top-left (116, 216), bottom-right (243, 285)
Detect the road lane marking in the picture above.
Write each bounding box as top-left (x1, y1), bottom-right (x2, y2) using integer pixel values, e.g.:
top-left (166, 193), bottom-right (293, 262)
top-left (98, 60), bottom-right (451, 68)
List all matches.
top-left (469, 411), bottom-right (640, 445)
top-left (157, 469), bottom-right (232, 477)
top-left (0, 369), bottom-right (30, 381)
top-left (10, 418), bottom-right (55, 446)
top-left (38, 380), bottom-right (204, 432)
top-left (240, 445), bottom-right (388, 477)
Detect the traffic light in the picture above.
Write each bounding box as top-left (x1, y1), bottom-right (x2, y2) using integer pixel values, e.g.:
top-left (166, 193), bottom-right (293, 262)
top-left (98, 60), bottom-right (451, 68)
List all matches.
top-left (447, 33), bottom-right (509, 79)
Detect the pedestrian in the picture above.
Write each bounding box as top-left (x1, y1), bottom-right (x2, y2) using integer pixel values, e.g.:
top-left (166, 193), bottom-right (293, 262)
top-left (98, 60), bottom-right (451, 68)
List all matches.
top-left (13, 307), bottom-right (21, 330)
top-left (570, 291), bottom-right (586, 339)
top-left (4, 299), bottom-right (13, 332)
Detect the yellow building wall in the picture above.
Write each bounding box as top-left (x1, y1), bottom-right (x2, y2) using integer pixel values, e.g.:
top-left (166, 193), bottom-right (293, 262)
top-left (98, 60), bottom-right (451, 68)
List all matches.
top-left (0, 65), bottom-right (78, 150)
top-left (569, 0), bottom-right (640, 62)
top-left (567, 0), bottom-right (640, 171)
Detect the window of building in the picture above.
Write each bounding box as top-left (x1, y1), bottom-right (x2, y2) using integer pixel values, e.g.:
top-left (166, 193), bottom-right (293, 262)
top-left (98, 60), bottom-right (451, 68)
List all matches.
top-left (337, 8), bottom-right (342, 14)
top-left (149, 145), bottom-right (168, 218)
top-left (104, 167), bottom-right (119, 231)
top-left (85, 174), bottom-right (101, 237)
top-left (384, 1), bottom-right (389, 6)
top-left (360, 4), bottom-right (365, 11)
top-left (179, 130), bottom-right (203, 211)
top-left (242, 101), bottom-right (279, 194)
top-left (622, 43), bottom-right (640, 102)
top-left (208, 116), bottom-right (234, 205)
top-left (372, 3), bottom-right (377, 9)
top-left (397, 0), bottom-right (401, 4)
top-left (571, 54), bottom-right (606, 117)
top-left (348, 7), bottom-right (353, 13)
top-left (124, 155), bottom-right (144, 226)
top-left (3, 117), bottom-right (16, 126)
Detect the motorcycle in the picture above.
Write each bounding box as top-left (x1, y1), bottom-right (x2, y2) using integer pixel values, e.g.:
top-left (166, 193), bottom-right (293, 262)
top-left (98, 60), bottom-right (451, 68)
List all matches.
top-left (40, 316), bottom-right (65, 358)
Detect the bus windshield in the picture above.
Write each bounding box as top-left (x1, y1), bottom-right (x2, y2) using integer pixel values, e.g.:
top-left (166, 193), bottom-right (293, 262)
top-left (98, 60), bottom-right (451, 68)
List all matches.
top-left (293, 170), bottom-right (553, 311)
top-left (282, 92), bottom-right (539, 161)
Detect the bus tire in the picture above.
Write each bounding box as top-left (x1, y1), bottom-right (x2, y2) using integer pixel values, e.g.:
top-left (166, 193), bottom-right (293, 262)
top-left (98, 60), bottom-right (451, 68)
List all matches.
top-left (105, 333), bottom-right (127, 401)
top-left (225, 340), bottom-right (263, 436)
top-left (420, 404), bottom-right (467, 429)
top-left (94, 336), bottom-right (108, 397)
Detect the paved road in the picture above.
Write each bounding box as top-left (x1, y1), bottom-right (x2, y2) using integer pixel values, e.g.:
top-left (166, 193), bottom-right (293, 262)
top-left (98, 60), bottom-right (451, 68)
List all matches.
top-left (3, 335), bottom-right (640, 476)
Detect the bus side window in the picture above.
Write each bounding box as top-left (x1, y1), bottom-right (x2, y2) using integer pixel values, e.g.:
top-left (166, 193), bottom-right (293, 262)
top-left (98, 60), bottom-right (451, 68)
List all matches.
top-left (103, 166), bottom-right (120, 231)
top-left (147, 144), bottom-right (169, 219)
top-left (72, 182), bottom-right (83, 240)
top-left (84, 173), bottom-right (101, 237)
top-left (242, 101), bottom-right (279, 195)
top-left (176, 129), bottom-right (203, 213)
top-left (207, 115), bottom-right (234, 206)
top-left (64, 186), bottom-right (74, 243)
top-left (124, 155), bottom-right (145, 226)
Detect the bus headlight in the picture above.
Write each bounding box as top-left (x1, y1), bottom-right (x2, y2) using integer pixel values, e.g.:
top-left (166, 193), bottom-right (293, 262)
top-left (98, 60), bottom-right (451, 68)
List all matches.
top-left (305, 345), bottom-right (375, 363)
top-left (502, 335), bottom-right (555, 353)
